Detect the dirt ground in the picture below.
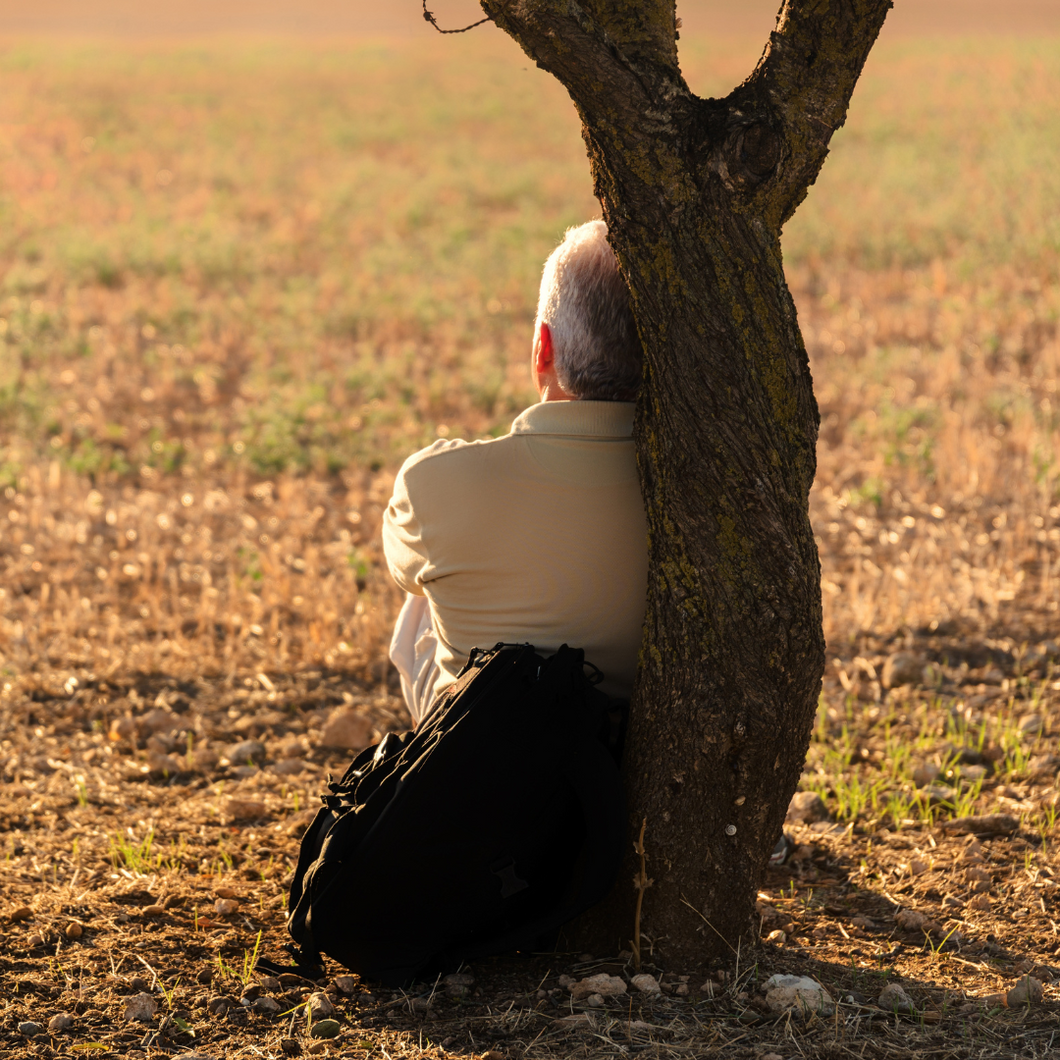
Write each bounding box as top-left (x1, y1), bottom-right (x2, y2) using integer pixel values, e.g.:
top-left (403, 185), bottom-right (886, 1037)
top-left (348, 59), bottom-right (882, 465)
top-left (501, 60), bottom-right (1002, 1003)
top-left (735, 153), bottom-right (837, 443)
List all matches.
top-left (2, 586), bottom-right (1058, 1059)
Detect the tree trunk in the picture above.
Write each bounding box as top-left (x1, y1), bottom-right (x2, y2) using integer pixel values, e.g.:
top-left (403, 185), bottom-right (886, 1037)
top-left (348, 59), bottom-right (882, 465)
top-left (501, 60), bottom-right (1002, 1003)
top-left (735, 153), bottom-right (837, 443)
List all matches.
top-left (482, 0), bottom-right (892, 967)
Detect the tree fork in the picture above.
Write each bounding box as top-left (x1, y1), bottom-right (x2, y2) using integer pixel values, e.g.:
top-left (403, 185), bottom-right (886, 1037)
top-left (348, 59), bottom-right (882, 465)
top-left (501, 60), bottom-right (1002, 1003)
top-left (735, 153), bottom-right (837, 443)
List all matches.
top-left (481, 0), bottom-right (892, 965)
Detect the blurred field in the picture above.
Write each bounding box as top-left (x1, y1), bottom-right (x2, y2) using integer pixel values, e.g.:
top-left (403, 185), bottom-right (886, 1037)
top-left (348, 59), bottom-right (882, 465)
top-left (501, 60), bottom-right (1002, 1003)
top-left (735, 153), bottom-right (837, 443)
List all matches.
top-left (1, 26), bottom-right (1060, 1059)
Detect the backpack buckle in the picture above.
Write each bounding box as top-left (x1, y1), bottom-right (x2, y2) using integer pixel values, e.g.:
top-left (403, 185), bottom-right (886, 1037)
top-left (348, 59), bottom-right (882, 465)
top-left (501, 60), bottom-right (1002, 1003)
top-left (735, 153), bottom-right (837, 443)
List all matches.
top-left (490, 855), bottom-right (529, 899)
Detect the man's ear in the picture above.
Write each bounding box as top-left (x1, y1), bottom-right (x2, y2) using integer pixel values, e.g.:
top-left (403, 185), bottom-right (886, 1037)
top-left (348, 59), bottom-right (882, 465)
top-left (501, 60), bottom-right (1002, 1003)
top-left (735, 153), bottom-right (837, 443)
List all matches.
top-left (535, 322), bottom-right (554, 374)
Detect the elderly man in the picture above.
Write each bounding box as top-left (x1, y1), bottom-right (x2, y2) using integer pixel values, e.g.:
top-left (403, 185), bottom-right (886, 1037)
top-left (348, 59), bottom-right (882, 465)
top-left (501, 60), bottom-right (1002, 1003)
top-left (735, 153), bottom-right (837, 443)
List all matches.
top-left (383, 220), bottom-right (648, 725)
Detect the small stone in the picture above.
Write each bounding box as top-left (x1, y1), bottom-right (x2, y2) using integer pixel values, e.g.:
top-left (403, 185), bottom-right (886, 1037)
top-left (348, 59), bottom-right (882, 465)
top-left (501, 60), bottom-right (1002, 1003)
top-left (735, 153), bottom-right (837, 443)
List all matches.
top-left (630, 973), bottom-right (662, 995)
top-left (443, 972), bottom-right (474, 987)
top-left (786, 790), bottom-right (830, 824)
top-left (557, 974), bottom-right (576, 989)
top-left (674, 983), bottom-right (689, 996)
top-left (922, 784), bottom-right (954, 804)
top-left (942, 895), bottom-right (965, 910)
top-left (904, 859), bottom-right (930, 876)
top-left (967, 893), bottom-right (992, 912)
top-left (142, 904), bottom-right (165, 917)
top-left (214, 886), bottom-right (238, 899)
top-left (1018, 714), bottom-right (1044, 735)
top-left (140, 708), bottom-right (181, 734)
top-left (109, 715), bottom-right (137, 741)
top-left (124, 993), bottom-right (158, 1022)
top-left (308, 992), bottom-right (335, 1020)
top-left (895, 909), bottom-right (943, 936)
top-left (258, 976), bottom-right (281, 993)
top-left (48, 1012), bottom-right (76, 1033)
top-left (956, 840), bottom-right (985, 864)
top-left (912, 763), bottom-right (941, 788)
top-left (762, 1054), bottom-right (784, 1060)
top-left (586, 993), bottom-right (605, 1007)
top-left (1028, 754), bottom-right (1060, 779)
top-left (280, 1041), bottom-right (301, 1057)
top-left (26, 933), bottom-right (45, 949)
top-left (878, 983), bottom-right (917, 1014)
top-left (764, 974), bottom-right (834, 1017)
top-left (224, 797), bottom-right (266, 821)
top-left (269, 758), bottom-right (307, 776)
top-left (310, 1018), bottom-right (342, 1038)
top-left (409, 997), bottom-right (431, 1016)
top-left (319, 708), bottom-right (371, 751)
top-left (252, 996), bottom-right (281, 1015)
top-left (65, 921), bottom-right (83, 938)
top-left (207, 997), bottom-right (230, 1015)
top-left (765, 929), bottom-right (787, 944)
top-left (18, 1021), bottom-right (43, 1038)
top-left (228, 739), bottom-right (267, 765)
top-left (1006, 976), bottom-right (1043, 1006)
top-left (8, 905), bottom-right (32, 921)
top-left (850, 916), bottom-right (874, 929)
top-left (570, 974), bottom-right (627, 1000)
top-left (881, 651), bottom-right (926, 689)
top-left (130, 976), bottom-right (150, 992)
top-left (214, 898), bottom-right (240, 915)
top-left (146, 751), bottom-right (183, 776)
top-left (189, 748), bottom-right (220, 773)
top-left (333, 975), bottom-right (357, 995)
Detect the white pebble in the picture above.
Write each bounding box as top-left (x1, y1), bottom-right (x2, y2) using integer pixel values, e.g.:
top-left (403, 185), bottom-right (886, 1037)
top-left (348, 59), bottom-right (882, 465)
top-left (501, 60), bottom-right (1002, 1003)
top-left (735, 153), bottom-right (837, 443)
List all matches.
top-left (630, 973), bottom-right (662, 995)
top-left (570, 973), bottom-right (627, 1000)
top-left (124, 993), bottom-right (158, 1023)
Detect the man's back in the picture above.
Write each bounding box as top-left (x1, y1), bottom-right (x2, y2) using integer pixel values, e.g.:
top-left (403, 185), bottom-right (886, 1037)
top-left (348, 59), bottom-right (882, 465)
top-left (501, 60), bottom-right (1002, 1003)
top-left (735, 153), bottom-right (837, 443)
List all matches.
top-left (383, 400), bottom-right (648, 706)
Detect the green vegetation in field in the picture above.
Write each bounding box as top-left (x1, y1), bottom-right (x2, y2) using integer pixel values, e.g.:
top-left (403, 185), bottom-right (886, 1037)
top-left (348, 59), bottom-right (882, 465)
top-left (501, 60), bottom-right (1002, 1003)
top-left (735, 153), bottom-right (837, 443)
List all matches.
top-left (0, 36), bottom-right (1057, 484)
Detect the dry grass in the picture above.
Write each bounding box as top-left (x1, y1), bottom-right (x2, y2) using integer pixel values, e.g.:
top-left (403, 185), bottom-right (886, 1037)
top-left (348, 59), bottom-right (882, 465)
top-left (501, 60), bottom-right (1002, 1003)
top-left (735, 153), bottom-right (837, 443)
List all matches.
top-left (0, 28), bottom-right (1059, 1060)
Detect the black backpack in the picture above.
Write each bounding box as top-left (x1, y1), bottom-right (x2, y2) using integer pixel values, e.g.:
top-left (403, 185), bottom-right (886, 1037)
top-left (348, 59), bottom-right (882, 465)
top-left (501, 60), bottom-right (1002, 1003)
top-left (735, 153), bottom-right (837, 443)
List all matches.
top-left (283, 643), bottom-right (626, 986)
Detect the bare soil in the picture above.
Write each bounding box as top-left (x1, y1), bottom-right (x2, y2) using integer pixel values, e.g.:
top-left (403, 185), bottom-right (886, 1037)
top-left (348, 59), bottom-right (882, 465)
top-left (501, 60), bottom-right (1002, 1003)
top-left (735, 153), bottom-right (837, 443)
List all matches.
top-left (2, 606), bottom-right (1058, 1060)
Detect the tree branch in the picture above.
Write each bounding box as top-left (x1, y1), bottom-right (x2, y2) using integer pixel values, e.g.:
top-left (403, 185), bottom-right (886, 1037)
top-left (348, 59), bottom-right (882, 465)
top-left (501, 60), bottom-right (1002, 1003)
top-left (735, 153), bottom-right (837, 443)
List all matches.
top-left (747, 0), bottom-right (893, 227)
top-left (481, 0), bottom-right (684, 111)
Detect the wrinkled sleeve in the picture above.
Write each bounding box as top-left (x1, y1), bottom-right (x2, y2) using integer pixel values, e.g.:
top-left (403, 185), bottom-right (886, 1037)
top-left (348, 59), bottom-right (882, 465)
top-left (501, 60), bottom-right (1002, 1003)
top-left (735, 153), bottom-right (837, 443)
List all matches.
top-left (382, 457), bottom-right (429, 596)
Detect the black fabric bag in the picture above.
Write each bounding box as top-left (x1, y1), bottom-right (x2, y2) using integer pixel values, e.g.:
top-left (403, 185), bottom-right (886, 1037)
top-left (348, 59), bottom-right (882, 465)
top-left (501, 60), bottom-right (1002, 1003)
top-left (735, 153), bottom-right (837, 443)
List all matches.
top-left (284, 643), bottom-right (626, 986)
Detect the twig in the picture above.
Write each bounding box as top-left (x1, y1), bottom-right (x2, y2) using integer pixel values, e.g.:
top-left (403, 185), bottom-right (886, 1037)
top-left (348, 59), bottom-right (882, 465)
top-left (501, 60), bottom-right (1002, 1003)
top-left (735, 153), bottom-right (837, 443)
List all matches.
top-left (422, 1), bottom-right (492, 34)
top-left (678, 896), bottom-right (738, 956)
top-left (631, 818), bottom-right (653, 970)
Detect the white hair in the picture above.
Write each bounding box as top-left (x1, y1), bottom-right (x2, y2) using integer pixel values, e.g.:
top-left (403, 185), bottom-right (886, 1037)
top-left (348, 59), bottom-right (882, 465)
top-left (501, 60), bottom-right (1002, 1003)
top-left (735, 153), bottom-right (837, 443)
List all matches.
top-left (534, 220), bottom-right (641, 401)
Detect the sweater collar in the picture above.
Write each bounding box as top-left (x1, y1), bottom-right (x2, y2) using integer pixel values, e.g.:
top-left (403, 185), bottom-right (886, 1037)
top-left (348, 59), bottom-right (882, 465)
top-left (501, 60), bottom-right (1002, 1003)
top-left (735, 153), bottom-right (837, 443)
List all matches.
top-left (509, 400), bottom-right (635, 438)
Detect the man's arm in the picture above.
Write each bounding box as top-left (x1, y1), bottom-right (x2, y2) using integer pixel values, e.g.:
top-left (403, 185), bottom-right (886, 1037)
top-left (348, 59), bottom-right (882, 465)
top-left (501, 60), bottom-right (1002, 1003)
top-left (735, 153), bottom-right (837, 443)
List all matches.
top-left (382, 458), bottom-right (431, 596)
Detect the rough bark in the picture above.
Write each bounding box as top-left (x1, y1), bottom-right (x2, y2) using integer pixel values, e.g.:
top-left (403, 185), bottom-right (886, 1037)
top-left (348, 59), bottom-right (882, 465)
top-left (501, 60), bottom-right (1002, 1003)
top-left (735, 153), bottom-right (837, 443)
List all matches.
top-left (481, 0), bottom-right (892, 966)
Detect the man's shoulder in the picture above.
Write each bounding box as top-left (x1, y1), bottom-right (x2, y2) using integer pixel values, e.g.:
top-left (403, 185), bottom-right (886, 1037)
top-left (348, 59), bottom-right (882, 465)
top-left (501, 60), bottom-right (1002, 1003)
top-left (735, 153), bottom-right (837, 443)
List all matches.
top-left (399, 433), bottom-right (511, 474)
top-left (396, 433), bottom-right (520, 494)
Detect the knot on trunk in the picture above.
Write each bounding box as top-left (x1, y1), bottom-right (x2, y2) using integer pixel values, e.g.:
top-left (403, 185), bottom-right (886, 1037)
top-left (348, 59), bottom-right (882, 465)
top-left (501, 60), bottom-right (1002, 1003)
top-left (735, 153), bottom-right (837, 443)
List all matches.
top-left (726, 121), bottom-right (780, 186)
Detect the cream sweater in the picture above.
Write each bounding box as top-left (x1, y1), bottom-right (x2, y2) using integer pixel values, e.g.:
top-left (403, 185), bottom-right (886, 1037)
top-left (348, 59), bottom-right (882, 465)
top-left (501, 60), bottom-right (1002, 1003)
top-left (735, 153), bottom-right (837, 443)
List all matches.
top-left (383, 400), bottom-right (648, 705)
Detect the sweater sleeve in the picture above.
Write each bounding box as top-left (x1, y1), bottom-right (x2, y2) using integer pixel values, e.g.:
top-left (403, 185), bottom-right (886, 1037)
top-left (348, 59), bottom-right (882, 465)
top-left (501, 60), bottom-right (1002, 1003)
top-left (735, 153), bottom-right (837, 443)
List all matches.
top-left (382, 456), bottom-right (429, 596)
